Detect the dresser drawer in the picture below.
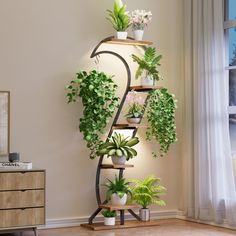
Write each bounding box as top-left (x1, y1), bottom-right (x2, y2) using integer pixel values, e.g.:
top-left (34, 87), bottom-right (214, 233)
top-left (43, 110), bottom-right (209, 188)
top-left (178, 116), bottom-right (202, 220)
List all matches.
top-left (0, 207), bottom-right (45, 228)
top-left (0, 171), bottom-right (44, 190)
top-left (0, 190), bottom-right (44, 209)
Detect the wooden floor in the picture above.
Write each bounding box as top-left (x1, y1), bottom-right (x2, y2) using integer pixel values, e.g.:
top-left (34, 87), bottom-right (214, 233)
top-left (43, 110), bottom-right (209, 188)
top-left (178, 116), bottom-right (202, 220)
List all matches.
top-left (16, 219), bottom-right (236, 236)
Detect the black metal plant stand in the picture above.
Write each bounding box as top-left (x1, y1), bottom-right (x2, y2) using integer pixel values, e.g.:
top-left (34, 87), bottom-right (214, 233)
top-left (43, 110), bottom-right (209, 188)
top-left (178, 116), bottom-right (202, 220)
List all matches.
top-left (87, 36), bottom-right (156, 226)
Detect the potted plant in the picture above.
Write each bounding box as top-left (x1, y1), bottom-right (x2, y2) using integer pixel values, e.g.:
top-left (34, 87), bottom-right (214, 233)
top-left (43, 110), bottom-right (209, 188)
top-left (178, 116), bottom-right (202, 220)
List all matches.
top-left (102, 210), bottom-right (116, 226)
top-left (132, 47), bottom-right (162, 87)
top-left (129, 10), bottom-right (152, 40)
top-left (125, 91), bottom-right (145, 124)
top-left (146, 88), bottom-right (177, 158)
top-left (130, 175), bottom-right (166, 221)
top-left (104, 175), bottom-right (131, 205)
top-left (98, 132), bottom-right (139, 165)
top-left (107, 0), bottom-right (130, 39)
top-left (65, 70), bottom-right (119, 159)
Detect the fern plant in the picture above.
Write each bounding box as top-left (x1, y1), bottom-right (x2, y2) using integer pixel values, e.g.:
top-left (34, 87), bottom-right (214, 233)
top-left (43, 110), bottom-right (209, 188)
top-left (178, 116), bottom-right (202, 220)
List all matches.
top-left (104, 175), bottom-right (131, 199)
top-left (146, 88), bottom-right (177, 157)
top-left (107, 0), bottom-right (130, 31)
top-left (132, 47), bottom-right (162, 81)
top-left (130, 175), bottom-right (166, 209)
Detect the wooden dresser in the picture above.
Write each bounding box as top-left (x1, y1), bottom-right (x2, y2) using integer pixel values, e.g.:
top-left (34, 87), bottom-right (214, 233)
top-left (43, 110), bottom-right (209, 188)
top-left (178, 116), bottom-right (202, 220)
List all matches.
top-left (0, 169), bottom-right (45, 235)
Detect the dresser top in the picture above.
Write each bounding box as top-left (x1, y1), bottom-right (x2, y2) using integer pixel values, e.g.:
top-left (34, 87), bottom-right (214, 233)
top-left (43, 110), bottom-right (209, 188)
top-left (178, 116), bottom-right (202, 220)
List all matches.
top-left (0, 168), bottom-right (45, 173)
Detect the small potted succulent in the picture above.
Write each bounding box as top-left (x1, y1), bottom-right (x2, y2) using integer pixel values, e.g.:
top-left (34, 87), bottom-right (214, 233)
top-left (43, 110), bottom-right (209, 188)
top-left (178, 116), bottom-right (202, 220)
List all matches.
top-left (104, 175), bottom-right (131, 205)
top-left (129, 10), bottom-right (152, 40)
top-left (130, 175), bottom-right (166, 221)
top-left (98, 132), bottom-right (139, 165)
top-left (107, 0), bottom-right (130, 39)
top-left (102, 210), bottom-right (116, 226)
top-left (132, 47), bottom-right (162, 87)
top-left (125, 91), bottom-right (145, 124)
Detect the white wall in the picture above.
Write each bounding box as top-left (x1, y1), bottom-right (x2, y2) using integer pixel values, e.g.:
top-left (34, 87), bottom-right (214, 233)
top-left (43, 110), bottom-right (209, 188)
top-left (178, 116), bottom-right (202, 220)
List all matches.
top-left (0, 0), bottom-right (184, 222)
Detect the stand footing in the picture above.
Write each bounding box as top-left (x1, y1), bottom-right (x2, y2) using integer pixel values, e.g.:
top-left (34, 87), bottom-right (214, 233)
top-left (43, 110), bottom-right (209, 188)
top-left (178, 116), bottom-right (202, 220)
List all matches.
top-left (81, 220), bottom-right (160, 231)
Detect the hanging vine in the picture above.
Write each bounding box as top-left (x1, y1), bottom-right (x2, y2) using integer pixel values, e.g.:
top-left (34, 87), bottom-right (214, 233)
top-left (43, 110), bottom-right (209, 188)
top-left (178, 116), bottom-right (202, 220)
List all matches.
top-left (66, 70), bottom-right (119, 159)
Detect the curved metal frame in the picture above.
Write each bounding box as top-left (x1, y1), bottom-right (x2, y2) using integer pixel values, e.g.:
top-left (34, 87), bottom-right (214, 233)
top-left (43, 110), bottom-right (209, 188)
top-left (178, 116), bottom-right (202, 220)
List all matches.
top-left (88, 36), bottom-right (144, 224)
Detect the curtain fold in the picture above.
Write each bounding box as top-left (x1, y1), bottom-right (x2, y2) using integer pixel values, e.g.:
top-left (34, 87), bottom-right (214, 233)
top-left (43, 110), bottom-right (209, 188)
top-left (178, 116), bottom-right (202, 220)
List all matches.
top-left (183, 0), bottom-right (236, 226)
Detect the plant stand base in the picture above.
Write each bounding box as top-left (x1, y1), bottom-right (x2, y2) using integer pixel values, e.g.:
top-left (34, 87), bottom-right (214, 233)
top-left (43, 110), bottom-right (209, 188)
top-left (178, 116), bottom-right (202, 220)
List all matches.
top-left (81, 220), bottom-right (160, 231)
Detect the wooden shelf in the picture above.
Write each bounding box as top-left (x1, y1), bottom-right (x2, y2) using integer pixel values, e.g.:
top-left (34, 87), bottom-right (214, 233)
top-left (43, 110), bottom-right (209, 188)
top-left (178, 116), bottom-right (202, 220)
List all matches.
top-left (112, 124), bottom-right (148, 129)
top-left (100, 164), bottom-right (134, 169)
top-left (105, 38), bottom-right (153, 46)
top-left (99, 204), bottom-right (139, 211)
top-left (81, 220), bottom-right (161, 231)
top-left (129, 85), bottom-right (162, 92)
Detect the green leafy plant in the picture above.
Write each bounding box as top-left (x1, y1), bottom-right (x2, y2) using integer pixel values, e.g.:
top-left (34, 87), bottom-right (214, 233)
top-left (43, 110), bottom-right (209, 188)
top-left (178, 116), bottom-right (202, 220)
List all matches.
top-left (104, 175), bottom-right (131, 199)
top-left (102, 210), bottom-right (117, 218)
top-left (146, 88), bottom-right (177, 157)
top-left (125, 102), bottom-right (144, 118)
top-left (65, 70), bottom-right (119, 159)
top-left (98, 132), bottom-right (139, 160)
top-left (130, 175), bottom-right (166, 209)
top-left (107, 0), bottom-right (130, 31)
top-left (131, 47), bottom-right (162, 81)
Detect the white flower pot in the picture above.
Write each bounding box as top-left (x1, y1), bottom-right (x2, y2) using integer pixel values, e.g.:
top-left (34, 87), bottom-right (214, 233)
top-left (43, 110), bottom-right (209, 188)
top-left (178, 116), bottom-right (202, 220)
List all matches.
top-left (104, 217), bottom-right (116, 226)
top-left (111, 193), bottom-right (127, 205)
top-left (134, 30), bottom-right (144, 41)
top-left (127, 117), bottom-right (141, 124)
top-left (116, 31), bottom-right (128, 40)
top-left (139, 208), bottom-right (150, 221)
top-left (111, 155), bottom-right (126, 165)
top-left (141, 76), bottom-right (154, 87)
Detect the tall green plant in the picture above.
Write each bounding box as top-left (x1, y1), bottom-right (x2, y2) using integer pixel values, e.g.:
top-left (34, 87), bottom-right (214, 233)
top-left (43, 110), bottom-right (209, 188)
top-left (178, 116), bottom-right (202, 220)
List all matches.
top-left (130, 175), bottom-right (166, 209)
top-left (107, 0), bottom-right (130, 31)
top-left (146, 88), bottom-right (177, 157)
top-left (132, 47), bottom-right (162, 81)
top-left (65, 70), bottom-right (119, 159)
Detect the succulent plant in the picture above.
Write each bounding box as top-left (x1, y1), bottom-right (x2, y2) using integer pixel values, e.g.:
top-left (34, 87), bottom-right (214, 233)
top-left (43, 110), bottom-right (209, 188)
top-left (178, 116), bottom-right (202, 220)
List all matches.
top-left (98, 132), bottom-right (139, 160)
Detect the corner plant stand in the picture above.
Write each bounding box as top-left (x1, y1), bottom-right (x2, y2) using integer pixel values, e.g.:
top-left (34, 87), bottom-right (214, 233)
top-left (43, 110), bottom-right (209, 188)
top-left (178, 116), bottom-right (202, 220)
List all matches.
top-left (80, 37), bottom-right (162, 230)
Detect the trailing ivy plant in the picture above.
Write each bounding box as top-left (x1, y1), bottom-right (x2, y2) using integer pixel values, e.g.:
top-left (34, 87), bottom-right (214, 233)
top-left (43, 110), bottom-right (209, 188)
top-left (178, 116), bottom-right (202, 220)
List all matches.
top-left (65, 70), bottom-right (119, 159)
top-left (146, 88), bottom-right (177, 157)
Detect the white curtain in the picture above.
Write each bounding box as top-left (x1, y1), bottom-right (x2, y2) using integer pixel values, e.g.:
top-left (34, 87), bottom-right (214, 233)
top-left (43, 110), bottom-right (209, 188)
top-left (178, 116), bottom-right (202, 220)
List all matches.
top-left (183, 0), bottom-right (236, 226)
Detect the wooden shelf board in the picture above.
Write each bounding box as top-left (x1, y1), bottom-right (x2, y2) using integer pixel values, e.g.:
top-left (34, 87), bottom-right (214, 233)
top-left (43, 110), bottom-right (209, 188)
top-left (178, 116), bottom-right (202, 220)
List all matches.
top-left (112, 124), bottom-right (136, 130)
top-left (81, 220), bottom-right (161, 231)
top-left (113, 124), bottom-right (148, 129)
top-left (129, 86), bottom-right (162, 92)
top-left (99, 204), bottom-right (139, 211)
top-left (100, 164), bottom-right (134, 169)
top-left (105, 38), bottom-right (153, 46)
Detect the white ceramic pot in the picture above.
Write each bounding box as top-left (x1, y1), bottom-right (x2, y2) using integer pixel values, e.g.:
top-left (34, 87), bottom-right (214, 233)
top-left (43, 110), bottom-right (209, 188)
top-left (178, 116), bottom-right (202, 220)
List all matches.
top-left (104, 217), bottom-right (116, 226)
top-left (141, 76), bottom-right (154, 87)
top-left (134, 30), bottom-right (144, 41)
top-left (111, 193), bottom-right (127, 205)
top-left (139, 208), bottom-right (150, 221)
top-left (111, 155), bottom-right (126, 165)
top-left (127, 117), bottom-right (141, 124)
top-left (116, 31), bottom-right (128, 40)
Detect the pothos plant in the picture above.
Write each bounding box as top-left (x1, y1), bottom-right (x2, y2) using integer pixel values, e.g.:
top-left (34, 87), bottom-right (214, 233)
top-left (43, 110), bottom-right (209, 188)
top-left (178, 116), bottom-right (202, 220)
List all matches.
top-left (65, 70), bottom-right (119, 159)
top-left (146, 88), bottom-right (177, 157)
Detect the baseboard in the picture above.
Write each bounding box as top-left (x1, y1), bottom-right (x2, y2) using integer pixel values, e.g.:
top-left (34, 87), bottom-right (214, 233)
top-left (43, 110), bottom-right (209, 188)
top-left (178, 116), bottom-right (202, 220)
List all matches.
top-left (40, 209), bottom-right (182, 229)
top-left (176, 214), bottom-right (236, 231)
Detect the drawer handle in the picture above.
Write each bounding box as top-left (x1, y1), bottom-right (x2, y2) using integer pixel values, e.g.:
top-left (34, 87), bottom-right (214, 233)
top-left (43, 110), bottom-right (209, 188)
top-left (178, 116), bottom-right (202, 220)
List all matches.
top-left (21, 208), bottom-right (26, 210)
top-left (21, 172), bottom-right (26, 174)
top-left (21, 190), bottom-right (27, 192)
